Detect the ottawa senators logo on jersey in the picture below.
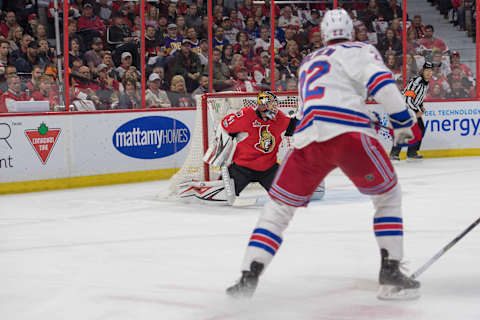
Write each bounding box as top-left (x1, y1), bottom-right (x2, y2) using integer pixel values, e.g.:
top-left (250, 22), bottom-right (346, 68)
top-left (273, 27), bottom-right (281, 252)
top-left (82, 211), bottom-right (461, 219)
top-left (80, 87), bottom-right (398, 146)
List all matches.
top-left (254, 125), bottom-right (275, 153)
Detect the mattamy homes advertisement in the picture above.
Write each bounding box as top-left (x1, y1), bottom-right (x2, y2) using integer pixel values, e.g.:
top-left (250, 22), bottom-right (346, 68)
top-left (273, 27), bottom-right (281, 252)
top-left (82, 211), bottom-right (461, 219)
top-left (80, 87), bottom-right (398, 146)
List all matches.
top-left (0, 110), bottom-right (195, 185)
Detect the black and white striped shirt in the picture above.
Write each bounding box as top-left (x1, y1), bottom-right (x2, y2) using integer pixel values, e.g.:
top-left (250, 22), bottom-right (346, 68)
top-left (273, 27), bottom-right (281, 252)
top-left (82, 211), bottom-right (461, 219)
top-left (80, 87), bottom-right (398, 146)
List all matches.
top-left (402, 76), bottom-right (429, 112)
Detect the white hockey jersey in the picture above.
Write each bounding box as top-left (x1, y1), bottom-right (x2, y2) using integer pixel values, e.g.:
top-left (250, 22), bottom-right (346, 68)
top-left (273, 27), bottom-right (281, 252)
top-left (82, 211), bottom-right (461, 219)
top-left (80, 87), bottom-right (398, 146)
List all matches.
top-left (294, 41), bottom-right (407, 149)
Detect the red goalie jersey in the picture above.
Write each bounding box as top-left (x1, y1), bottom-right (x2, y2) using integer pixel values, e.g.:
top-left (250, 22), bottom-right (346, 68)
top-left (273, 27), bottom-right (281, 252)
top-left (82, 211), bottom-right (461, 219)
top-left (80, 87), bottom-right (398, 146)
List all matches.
top-left (221, 106), bottom-right (292, 171)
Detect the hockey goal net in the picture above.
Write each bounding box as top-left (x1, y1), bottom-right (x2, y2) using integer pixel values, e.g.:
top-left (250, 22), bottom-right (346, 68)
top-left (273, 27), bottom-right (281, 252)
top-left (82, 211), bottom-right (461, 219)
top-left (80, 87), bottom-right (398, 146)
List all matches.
top-left (168, 91), bottom-right (299, 195)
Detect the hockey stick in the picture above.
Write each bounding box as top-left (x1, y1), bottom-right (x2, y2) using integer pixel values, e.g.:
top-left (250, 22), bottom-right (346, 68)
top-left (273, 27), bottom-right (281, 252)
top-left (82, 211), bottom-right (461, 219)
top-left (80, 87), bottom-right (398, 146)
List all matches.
top-left (220, 165), bottom-right (236, 205)
top-left (233, 195), bottom-right (269, 207)
top-left (410, 217), bottom-right (480, 279)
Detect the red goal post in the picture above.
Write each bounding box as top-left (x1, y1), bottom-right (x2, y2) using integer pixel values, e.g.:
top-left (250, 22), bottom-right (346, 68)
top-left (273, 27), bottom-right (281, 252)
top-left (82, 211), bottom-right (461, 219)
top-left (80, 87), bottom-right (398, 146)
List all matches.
top-left (168, 91), bottom-right (299, 195)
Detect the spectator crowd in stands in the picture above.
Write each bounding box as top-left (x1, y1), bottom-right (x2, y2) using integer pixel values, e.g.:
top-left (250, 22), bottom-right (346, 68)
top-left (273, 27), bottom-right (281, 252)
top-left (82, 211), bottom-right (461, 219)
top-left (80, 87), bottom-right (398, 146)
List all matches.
top-left (0, 0), bottom-right (477, 112)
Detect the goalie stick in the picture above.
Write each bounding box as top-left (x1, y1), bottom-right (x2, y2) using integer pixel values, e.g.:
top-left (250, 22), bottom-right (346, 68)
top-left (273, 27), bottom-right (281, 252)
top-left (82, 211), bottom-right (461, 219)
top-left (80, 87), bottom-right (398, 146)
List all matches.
top-left (220, 165), bottom-right (235, 205)
top-left (410, 216), bottom-right (480, 279)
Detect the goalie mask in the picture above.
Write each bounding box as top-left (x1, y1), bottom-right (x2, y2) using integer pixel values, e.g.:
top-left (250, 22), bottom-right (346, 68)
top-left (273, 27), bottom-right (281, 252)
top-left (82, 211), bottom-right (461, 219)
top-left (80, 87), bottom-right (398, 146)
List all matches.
top-left (257, 91), bottom-right (278, 120)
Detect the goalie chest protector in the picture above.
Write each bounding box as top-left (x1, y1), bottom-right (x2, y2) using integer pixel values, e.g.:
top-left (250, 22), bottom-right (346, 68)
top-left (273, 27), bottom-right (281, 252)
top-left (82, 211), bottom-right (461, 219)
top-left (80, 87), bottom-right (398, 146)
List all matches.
top-left (221, 107), bottom-right (291, 171)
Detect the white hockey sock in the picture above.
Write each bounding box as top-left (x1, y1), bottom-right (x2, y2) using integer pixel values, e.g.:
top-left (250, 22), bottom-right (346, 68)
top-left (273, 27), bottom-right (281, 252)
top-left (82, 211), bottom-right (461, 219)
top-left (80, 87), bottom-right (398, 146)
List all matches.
top-left (371, 184), bottom-right (404, 261)
top-left (241, 199), bottom-right (297, 271)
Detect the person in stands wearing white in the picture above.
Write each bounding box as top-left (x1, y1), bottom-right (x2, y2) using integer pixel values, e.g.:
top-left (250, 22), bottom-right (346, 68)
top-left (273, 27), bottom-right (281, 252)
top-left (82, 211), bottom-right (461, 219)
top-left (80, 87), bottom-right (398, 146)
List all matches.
top-left (278, 5), bottom-right (302, 30)
top-left (115, 51), bottom-right (135, 80)
top-left (145, 73), bottom-right (171, 108)
top-left (226, 9), bottom-right (421, 301)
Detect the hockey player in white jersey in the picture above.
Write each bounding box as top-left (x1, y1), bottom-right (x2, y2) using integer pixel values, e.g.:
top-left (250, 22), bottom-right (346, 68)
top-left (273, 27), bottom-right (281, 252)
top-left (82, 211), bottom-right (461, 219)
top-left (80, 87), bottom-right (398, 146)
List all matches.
top-left (226, 9), bottom-right (421, 300)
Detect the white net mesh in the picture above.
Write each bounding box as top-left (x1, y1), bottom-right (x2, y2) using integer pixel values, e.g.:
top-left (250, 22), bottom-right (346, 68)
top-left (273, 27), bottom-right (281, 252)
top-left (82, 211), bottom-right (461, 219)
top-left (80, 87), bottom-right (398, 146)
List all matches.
top-left (167, 91), bottom-right (299, 196)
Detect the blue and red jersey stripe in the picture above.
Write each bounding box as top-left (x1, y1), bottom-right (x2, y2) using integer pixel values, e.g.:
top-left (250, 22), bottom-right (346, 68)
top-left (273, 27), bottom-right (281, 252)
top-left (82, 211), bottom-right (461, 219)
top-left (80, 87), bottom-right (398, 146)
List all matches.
top-left (295, 105), bottom-right (371, 133)
top-left (367, 71), bottom-right (395, 96)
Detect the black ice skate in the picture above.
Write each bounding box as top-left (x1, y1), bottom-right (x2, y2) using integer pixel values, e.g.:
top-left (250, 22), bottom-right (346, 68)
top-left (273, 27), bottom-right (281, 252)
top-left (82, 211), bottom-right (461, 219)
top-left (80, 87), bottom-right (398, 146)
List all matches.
top-left (389, 154), bottom-right (400, 161)
top-left (377, 249), bottom-right (420, 300)
top-left (226, 261), bottom-right (264, 298)
top-left (406, 153), bottom-right (423, 160)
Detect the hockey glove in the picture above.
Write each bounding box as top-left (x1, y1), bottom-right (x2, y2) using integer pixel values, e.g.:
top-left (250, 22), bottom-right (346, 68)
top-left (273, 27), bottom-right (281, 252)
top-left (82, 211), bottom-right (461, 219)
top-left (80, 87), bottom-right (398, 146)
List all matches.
top-left (389, 109), bottom-right (421, 147)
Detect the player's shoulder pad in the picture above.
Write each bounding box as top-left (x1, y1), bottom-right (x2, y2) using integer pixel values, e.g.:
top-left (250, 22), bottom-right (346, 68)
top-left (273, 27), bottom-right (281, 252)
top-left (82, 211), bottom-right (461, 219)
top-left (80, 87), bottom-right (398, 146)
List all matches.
top-left (243, 106), bottom-right (258, 117)
top-left (362, 42), bottom-right (383, 58)
top-left (221, 107), bottom-right (250, 129)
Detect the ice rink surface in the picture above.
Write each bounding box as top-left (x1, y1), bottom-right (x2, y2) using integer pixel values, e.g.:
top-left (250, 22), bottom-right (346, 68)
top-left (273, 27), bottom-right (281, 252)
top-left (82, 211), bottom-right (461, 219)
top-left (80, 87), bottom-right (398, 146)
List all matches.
top-left (1, 157), bottom-right (480, 320)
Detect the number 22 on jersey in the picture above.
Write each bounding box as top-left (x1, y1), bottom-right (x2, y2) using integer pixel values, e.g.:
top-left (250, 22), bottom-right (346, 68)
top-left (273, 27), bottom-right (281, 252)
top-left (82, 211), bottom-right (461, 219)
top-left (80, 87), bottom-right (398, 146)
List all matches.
top-left (299, 61), bottom-right (331, 103)
top-left (299, 47), bottom-right (335, 105)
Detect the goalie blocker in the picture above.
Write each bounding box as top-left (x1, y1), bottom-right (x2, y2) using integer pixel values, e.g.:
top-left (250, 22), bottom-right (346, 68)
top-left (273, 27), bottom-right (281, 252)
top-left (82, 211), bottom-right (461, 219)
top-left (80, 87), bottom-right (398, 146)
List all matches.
top-left (177, 91), bottom-right (326, 205)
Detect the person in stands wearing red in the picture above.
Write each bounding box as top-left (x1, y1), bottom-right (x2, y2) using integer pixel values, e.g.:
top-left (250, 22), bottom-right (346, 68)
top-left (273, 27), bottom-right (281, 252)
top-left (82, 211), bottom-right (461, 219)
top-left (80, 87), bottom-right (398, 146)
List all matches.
top-left (95, 63), bottom-right (121, 110)
top-left (72, 66), bottom-right (101, 107)
top-left (0, 11), bottom-right (19, 39)
top-left (418, 25), bottom-right (447, 53)
top-left (234, 66), bottom-right (260, 92)
top-left (77, 2), bottom-right (106, 35)
top-left (407, 15), bottom-right (426, 39)
top-left (25, 65), bottom-right (43, 94)
top-left (0, 75), bottom-right (30, 113)
top-left (31, 76), bottom-right (59, 111)
top-left (450, 51), bottom-right (474, 81)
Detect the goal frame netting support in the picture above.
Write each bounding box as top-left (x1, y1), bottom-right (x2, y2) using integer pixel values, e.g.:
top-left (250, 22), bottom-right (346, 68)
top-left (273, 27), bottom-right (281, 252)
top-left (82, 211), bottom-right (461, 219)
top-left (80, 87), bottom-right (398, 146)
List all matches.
top-left (168, 91), bottom-right (299, 195)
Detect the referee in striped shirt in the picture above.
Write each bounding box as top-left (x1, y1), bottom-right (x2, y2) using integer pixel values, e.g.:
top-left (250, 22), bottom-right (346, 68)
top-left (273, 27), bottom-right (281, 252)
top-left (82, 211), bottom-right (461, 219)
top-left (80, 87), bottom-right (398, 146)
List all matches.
top-left (390, 61), bottom-right (433, 160)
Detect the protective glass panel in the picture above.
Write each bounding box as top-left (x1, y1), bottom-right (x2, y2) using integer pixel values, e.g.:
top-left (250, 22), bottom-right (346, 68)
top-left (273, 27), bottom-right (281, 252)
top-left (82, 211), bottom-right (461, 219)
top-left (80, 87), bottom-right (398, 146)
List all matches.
top-left (349, 0), bottom-right (406, 99)
top-left (405, 0), bottom-right (477, 99)
top-left (0, 8), bottom-right (62, 113)
top-left (1, 0), bottom-right (477, 114)
top-left (69, 1), bottom-right (142, 111)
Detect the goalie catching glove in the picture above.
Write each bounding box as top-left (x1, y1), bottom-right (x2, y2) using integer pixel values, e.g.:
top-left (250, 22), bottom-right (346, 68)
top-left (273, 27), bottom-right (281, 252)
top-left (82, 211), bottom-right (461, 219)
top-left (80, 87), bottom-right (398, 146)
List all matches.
top-left (389, 108), bottom-right (422, 147)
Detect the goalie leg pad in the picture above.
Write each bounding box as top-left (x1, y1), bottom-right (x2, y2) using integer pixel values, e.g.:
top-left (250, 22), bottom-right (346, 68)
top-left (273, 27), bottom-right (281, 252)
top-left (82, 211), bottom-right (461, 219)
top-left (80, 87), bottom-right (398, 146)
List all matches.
top-left (177, 180), bottom-right (224, 199)
top-left (177, 179), bottom-right (236, 205)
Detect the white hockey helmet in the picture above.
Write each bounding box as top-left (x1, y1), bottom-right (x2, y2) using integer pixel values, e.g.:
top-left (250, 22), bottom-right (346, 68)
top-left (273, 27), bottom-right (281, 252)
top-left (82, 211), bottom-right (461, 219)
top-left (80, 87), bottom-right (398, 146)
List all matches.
top-left (320, 9), bottom-right (354, 44)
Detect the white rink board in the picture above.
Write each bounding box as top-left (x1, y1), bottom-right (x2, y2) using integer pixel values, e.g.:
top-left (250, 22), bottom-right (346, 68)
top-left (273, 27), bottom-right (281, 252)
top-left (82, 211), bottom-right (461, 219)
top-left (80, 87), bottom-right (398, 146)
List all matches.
top-left (1, 100), bottom-right (480, 185)
top-left (70, 112), bottom-right (194, 176)
top-left (422, 101), bottom-right (480, 150)
top-left (0, 115), bottom-right (69, 182)
top-left (368, 100), bottom-right (480, 152)
top-left (0, 110), bottom-right (195, 183)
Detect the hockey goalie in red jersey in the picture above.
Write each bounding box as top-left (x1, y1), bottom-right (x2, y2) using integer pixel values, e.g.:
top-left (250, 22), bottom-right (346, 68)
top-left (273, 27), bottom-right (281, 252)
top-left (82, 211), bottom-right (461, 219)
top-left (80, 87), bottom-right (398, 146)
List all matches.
top-left (177, 91), bottom-right (325, 205)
